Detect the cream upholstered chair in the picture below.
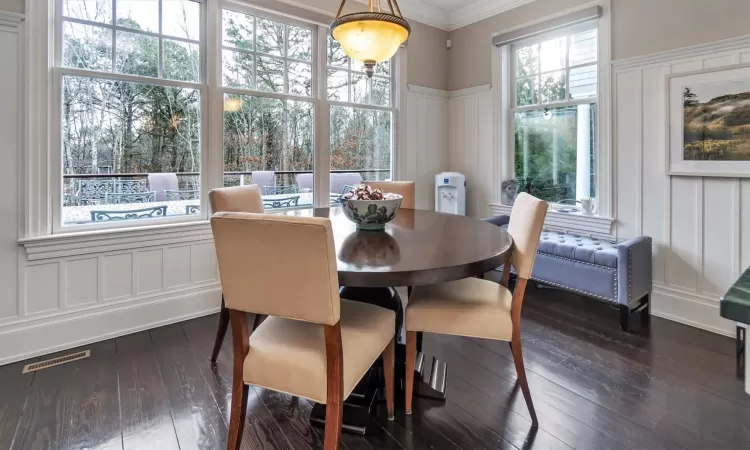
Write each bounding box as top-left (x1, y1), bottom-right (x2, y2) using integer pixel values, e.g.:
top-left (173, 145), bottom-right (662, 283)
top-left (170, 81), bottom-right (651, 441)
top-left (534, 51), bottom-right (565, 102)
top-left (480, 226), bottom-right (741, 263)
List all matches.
top-left (365, 181), bottom-right (415, 209)
top-left (208, 185), bottom-right (265, 364)
top-left (211, 212), bottom-right (397, 450)
top-left (404, 192), bottom-right (547, 425)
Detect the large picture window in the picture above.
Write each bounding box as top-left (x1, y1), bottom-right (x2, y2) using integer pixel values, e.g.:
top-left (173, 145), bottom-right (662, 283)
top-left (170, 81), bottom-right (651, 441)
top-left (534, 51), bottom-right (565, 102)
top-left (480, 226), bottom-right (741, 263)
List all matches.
top-left (509, 24), bottom-right (598, 205)
top-left (51, 0), bottom-right (399, 229)
top-left (56, 0), bottom-right (204, 228)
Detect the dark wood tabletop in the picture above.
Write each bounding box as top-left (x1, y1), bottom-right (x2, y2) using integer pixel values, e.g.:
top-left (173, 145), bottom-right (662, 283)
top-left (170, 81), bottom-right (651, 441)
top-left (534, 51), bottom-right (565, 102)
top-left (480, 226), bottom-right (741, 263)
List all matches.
top-left (278, 207), bottom-right (513, 287)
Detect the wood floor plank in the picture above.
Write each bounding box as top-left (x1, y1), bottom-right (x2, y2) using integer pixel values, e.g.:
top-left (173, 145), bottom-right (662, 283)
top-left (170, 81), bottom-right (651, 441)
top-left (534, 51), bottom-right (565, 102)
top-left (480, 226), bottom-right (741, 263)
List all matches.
top-left (0, 361), bottom-right (33, 449)
top-left (524, 293), bottom-right (749, 407)
top-left (469, 313), bottom-right (750, 449)
top-left (427, 335), bottom-right (669, 450)
top-left (180, 316), bottom-right (294, 450)
top-left (150, 323), bottom-right (228, 450)
top-left (116, 331), bottom-right (180, 450)
top-left (12, 341), bottom-right (122, 450)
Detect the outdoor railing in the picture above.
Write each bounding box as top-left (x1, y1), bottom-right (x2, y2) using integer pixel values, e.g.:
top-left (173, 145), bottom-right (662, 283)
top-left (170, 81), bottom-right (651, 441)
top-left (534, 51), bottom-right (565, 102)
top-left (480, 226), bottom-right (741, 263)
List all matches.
top-left (62, 169), bottom-right (391, 207)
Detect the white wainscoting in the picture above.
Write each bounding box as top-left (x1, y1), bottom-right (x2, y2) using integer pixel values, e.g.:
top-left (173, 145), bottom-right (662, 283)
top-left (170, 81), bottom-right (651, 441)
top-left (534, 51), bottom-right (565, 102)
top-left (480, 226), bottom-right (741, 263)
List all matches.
top-left (447, 85), bottom-right (495, 218)
top-left (613, 36), bottom-right (750, 337)
top-left (404, 85), bottom-right (450, 210)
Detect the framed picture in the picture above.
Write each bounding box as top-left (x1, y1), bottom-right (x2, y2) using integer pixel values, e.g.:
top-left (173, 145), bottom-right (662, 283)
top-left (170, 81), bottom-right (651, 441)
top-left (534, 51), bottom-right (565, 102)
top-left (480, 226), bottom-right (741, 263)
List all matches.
top-left (667, 63), bottom-right (750, 177)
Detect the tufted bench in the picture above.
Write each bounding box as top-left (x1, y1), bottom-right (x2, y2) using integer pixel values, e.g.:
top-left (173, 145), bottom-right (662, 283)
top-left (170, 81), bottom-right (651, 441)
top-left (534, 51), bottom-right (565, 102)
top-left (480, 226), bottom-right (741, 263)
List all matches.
top-left (485, 215), bottom-right (653, 331)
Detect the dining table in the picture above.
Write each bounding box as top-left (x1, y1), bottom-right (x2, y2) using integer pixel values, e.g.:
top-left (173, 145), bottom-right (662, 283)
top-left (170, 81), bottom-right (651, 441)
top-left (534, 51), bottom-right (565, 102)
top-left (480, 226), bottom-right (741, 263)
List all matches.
top-left (277, 206), bottom-right (514, 434)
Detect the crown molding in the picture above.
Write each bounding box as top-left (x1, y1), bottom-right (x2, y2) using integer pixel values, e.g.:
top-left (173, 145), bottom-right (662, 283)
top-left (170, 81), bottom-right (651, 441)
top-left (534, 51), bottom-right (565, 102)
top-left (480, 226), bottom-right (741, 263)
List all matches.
top-left (353, 0), bottom-right (449, 30)
top-left (0, 11), bottom-right (24, 29)
top-left (323, 0), bottom-right (536, 31)
top-left (447, 0), bottom-right (535, 31)
top-left (612, 35), bottom-right (750, 71)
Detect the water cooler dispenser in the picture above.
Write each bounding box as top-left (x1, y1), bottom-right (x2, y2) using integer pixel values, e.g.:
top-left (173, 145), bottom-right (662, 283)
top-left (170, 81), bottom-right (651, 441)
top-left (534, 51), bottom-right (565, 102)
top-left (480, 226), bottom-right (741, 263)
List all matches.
top-left (435, 172), bottom-right (466, 215)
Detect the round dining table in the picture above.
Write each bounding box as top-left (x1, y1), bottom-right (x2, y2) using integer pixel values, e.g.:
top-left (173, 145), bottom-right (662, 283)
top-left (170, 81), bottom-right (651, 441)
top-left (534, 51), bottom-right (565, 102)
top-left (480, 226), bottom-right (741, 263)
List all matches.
top-left (278, 207), bottom-right (513, 434)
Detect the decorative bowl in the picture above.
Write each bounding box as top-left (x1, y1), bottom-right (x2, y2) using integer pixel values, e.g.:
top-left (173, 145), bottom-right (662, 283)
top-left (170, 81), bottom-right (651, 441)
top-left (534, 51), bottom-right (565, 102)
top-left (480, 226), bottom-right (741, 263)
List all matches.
top-left (340, 196), bottom-right (403, 231)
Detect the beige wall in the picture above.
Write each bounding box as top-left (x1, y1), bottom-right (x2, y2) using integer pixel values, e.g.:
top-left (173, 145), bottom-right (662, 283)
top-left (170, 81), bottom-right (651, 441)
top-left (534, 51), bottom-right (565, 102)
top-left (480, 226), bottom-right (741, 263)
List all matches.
top-left (0, 0), bottom-right (23, 14)
top-left (406, 20), bottom-right (449, 91)
top-left (447, 0), bottom-right (750, 91)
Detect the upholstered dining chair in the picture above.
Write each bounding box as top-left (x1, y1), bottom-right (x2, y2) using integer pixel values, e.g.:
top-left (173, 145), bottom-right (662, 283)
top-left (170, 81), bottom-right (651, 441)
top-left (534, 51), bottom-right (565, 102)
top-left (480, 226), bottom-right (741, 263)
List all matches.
top-left (211, 212), bottom-right (396, 450)
top-left (403, 192), bottom-right (547, 425)
top-left (365, 181), bottom-right (415, 209)
top-left (208, 185), bottom-right (265, 364)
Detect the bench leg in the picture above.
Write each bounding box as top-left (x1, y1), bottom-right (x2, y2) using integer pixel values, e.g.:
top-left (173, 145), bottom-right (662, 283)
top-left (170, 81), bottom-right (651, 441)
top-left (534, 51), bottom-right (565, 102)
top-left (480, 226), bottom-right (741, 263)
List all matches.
top-left (619, 305), bottom-right (630, 332)
top-left (738, 325), bottom-right (746, 378)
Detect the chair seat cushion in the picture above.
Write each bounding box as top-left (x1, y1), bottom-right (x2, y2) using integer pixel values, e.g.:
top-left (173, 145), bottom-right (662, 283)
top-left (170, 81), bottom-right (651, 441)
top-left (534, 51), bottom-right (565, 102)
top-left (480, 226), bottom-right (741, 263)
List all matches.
top-left (538, 231), bottom-right (619, 268)
top-left (406, 278), bottom-right (513, 341)
top-left (242, 299), bottom-right (395, 404)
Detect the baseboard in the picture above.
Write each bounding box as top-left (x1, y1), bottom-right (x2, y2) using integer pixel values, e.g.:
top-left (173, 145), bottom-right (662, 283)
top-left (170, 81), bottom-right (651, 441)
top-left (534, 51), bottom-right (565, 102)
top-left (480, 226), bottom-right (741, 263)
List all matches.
top-left (0, 286), bottom-right (222, 366)
top-left (651, 285), bottom-right (735, 337)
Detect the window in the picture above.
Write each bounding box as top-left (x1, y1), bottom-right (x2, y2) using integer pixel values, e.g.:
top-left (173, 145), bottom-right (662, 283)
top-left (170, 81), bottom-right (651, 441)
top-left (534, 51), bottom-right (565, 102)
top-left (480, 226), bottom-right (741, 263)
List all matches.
top-left (220, 9), bottom-right (315, 207)
top-left (56, 0), bottom-right (204, 228)
top-left (328, 36), bottom-right (394, 187)
top-left (48, 0), bottom-right (401, 231)
top-left (509, 24), bottom-right (598, 206)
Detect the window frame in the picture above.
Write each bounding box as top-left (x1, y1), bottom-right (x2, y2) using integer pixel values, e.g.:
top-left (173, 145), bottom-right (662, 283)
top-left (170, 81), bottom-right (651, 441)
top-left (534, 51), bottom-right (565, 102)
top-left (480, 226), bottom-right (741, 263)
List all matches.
top-left (494, 4), bottom-right (612, 220)
top-left (40, 0), bottom-right (402, 235)
top-left (51, 0), bottom-right (209, 233)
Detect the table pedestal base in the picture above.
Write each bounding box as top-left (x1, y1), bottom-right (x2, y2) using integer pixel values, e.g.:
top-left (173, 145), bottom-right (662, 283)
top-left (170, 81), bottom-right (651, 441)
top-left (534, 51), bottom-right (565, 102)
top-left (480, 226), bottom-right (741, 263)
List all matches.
top-left (412, 351), bottom-right (447, 399)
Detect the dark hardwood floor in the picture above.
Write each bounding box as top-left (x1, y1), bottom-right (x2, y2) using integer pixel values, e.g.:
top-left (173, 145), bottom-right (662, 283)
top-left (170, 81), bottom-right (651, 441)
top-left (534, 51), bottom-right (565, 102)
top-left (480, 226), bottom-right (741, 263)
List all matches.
top-left (1, 283), bottom-right (748, 450)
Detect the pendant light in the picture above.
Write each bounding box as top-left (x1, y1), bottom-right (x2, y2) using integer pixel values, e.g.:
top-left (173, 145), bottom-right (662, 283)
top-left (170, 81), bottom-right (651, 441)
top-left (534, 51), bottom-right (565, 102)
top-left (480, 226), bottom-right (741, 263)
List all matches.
top-left (330, 0), bottom-right (410, 78)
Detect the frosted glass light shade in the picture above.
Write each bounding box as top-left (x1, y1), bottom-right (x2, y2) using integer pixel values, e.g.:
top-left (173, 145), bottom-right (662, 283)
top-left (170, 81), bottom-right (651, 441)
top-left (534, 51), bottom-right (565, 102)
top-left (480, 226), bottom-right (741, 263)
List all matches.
top-left (331, 12), bottom-right (410, 77)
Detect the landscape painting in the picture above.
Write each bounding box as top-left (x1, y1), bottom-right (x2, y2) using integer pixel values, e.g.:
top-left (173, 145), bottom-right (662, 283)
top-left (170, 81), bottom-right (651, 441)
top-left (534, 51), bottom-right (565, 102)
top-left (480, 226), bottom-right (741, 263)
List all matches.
top-left (668, 64), bottom-right (750, 177)
top-left (682, 78), bottom-right (750, 161)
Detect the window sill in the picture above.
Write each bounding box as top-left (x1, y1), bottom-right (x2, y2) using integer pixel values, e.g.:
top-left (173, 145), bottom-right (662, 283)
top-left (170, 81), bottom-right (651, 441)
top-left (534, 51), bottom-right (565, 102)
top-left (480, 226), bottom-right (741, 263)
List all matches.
top-left (489, 203), bottom-right (614, 236)
top-left (19, 220), bottom-right (213, 261)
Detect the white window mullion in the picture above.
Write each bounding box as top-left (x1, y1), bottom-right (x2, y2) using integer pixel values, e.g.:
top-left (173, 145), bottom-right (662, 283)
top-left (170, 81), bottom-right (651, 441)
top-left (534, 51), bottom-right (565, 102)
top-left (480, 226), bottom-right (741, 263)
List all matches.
top-left (314, 24), bottom-right (330, 206)
top-left (111, 0), bottom-right (117, 72)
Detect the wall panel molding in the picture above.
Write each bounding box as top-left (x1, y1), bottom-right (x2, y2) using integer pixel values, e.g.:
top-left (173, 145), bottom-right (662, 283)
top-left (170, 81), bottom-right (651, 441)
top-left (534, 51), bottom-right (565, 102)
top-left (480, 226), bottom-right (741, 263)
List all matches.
top-left (613, 38), bottom-right (748, 335)
top-left (405, 85), bottom-right (450, 210)
top-left (0, 286), bottom-right (220, 365)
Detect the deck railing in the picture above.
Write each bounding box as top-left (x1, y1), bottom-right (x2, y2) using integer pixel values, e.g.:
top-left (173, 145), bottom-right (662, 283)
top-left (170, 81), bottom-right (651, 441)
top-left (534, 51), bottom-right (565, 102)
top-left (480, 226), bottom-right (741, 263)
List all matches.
top-left (62, 169), bottom-right (391, 206)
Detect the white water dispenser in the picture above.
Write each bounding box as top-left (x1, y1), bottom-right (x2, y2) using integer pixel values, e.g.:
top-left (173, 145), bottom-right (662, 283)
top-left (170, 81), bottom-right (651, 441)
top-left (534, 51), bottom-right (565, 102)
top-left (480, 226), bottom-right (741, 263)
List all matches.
top-left (435, 172), bottom-right (466, 216)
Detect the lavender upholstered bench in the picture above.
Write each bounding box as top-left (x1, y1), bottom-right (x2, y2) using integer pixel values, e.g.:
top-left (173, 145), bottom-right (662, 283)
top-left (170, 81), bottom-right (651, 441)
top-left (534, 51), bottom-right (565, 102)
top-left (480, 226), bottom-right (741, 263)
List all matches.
top-left (485, 215), bottom-right (653, 331)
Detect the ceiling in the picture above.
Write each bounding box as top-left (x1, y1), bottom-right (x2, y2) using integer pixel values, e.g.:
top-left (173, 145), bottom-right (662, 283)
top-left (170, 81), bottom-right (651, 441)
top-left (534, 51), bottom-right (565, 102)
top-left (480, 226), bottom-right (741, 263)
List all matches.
top-left (389, 0), bottom-right (535, 31)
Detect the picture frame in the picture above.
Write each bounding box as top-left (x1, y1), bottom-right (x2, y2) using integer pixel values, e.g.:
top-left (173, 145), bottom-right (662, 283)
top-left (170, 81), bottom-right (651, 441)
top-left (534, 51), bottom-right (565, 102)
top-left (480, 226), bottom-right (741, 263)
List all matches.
top-left (667, 63), bottom-right (750, 177)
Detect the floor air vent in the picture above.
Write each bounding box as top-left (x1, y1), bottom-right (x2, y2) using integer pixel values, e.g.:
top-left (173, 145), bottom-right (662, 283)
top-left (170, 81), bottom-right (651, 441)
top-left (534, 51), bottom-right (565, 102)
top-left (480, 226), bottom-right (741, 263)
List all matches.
top-left (22, 350), bottom-right (90, 374)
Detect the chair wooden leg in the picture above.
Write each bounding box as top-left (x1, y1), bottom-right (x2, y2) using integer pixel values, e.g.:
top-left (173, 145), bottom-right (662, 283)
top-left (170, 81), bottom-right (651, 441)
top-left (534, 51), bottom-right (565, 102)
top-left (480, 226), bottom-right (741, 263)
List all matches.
top-left (211, 295), bottom-right (229, 364)
top-left (227, 310), bottom-right (250, 450)
top-left (510, 336), bottom-right (538, 426)
top-left (324, 323), bottom-right (344, 450)
top-left (227, 383), bottom-right (249, 450)
top-left (405, 330), bottom-right (417, 415)
top-left (383, 337), bottom-right (395, 420)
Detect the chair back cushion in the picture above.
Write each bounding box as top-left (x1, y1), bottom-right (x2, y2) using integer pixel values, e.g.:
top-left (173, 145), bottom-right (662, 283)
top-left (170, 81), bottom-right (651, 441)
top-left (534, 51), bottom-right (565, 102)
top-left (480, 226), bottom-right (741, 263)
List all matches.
top-left (147, 173), bottom-right (179, 201)
top-left (211, 212), bottom-right (341, 326)
top-left (365, 181), bottom-right (415, 209)
top-left (296, 173), bottom-right (314, 192)
top-left (507, 192), bottom-right (548, 279)
top-left (330, 173), bottom-right (363, 195)
top-left (251, 171), bottom-right (275, 188)
top-left (209, 185), bottom-right (264, 214)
